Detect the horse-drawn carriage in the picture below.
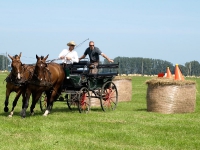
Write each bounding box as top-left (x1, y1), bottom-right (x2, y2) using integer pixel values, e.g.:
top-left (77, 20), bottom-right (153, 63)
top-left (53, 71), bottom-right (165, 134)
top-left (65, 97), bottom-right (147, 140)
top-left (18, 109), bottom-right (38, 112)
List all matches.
top-left (4, 53), bottom-right (119, 117)
top-left (39, 60), bottom-right (119, 113)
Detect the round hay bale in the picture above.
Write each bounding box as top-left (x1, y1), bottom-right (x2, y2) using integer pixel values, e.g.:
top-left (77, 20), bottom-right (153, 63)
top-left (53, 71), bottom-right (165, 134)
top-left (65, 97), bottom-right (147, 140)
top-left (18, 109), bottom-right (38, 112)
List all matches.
top-left (113, 76), bottom-right (132, 102)
top-left (90, 96), bottom-right (101, 107)
top-left (146, 78), bottom-right (196, 114)
top-left (90, 76), bottom-right (132, 106)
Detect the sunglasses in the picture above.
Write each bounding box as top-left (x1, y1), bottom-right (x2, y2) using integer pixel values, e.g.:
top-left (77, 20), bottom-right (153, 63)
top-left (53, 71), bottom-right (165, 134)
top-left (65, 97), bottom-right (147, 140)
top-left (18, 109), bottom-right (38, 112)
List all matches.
top-left (89, 45), bottom-right (94, 46)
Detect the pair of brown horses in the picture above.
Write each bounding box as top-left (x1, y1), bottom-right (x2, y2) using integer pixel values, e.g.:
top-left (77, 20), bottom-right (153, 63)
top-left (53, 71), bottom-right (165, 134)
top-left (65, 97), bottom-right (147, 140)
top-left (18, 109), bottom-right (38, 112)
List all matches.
top-left (4, 53), bottom-right (65, 117)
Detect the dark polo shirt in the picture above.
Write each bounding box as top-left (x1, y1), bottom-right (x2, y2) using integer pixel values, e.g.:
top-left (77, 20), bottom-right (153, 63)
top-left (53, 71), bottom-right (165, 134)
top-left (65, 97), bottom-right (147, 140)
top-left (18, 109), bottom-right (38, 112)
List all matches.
top-left (84, 47), bottom-right (102, 63)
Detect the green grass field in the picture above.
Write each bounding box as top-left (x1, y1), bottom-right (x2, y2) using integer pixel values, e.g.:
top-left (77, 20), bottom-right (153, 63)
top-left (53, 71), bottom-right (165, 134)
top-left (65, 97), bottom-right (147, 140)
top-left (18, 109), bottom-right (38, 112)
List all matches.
top-left (0, 73), bottom-right (200, 150)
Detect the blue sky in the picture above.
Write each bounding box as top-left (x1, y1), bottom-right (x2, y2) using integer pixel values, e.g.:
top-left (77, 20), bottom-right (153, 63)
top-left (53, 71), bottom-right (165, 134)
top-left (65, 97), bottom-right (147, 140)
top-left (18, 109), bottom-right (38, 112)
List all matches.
top-left (0, 0), bottom-right (200, 65)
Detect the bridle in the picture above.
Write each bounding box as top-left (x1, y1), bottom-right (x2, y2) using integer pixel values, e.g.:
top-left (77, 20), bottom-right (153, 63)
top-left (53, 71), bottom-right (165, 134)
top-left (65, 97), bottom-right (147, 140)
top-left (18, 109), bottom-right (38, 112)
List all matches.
top-left (31, 56), bottom-right (52, 87)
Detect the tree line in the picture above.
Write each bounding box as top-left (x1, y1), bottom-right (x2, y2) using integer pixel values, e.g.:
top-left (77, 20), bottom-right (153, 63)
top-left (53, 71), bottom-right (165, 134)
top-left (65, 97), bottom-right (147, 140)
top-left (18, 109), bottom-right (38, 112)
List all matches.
top-left (0, 54), bottom-right (10, 71)
top-left (1, 54), bottom-right (200, 76)
top-left (108, 57), bottom-right (200, 76)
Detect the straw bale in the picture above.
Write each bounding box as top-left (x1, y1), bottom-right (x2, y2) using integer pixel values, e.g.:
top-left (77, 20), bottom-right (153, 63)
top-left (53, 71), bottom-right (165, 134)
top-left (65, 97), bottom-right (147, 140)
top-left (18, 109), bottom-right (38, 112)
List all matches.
top-left (114, 76), bottom-right (132, 80)
top-left (90, 95), bottom-right (101, 107)
top-left (146, 78), bottom-right (195, 87)
top-left (146, 78), bottom-right (196, 114)
top-left (113, 78), bottom-right (132, 102)
top-left (91, 77), bottom-right (132, 106)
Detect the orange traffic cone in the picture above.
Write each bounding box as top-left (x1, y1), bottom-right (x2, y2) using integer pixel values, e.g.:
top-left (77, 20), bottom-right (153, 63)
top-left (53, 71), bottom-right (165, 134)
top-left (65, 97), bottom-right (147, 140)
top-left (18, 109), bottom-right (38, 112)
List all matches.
top-left (174, 64), bottom-right (184, 80)
top-left (166, 67), bottom-right (172, 78)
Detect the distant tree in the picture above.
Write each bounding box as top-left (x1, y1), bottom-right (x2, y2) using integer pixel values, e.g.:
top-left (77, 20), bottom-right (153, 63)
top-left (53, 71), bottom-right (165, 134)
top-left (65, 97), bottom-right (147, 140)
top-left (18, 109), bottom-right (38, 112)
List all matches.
top-left (114, 57), bottom-right (173, 75)
top-left (0, 54), bottom-right (11, 70)
top-left (179, 65), bottom-right (187, 76)
top-left (185, 61), bottom-right (200, 76)
top-left (109, 56), bottom-right (200, 76)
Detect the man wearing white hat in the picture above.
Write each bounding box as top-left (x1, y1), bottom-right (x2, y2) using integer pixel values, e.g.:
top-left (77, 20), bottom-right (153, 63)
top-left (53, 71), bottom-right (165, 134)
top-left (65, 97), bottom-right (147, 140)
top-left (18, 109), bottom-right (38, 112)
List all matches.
top-left (58, 41), bottom-right (79, 78)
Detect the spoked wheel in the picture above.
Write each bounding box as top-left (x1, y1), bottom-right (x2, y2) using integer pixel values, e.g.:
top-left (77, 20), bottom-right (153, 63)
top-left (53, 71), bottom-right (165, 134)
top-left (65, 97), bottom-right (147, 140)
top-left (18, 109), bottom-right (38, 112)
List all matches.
top-left (100, 81), bottom-right (118, 111)
top-left (39, 92), bottom-right (54, 112)
top-left (39, 92), bottom-right (47, 112)
top-left (78, 87), bottom-right (91, 113)
top-left (66, 93), bottom-right (79, 111)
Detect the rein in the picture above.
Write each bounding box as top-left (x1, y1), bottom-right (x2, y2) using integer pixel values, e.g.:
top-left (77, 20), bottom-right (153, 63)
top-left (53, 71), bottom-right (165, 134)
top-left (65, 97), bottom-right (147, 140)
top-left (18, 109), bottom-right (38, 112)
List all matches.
top-left (30, 64), bottom-right (53, 87)
top-left (5, 65), bottom-right (33, 86)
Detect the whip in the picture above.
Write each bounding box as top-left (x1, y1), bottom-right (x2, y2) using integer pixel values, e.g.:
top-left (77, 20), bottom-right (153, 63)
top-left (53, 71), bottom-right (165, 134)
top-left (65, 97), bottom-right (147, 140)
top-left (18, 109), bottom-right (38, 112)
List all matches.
top-left (47, 38), bottom-right (89, 63)
top-left (74, 38), bottom-right (89, 49)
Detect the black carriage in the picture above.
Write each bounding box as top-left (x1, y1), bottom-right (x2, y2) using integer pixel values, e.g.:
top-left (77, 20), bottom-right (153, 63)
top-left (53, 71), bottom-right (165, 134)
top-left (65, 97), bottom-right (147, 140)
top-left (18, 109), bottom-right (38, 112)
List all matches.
top-left (39, 60), bottom-right (119, 113)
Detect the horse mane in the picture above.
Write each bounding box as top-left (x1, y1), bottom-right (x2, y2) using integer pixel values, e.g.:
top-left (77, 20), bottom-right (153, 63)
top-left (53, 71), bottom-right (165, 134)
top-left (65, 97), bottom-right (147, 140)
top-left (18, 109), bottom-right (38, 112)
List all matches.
top-left (41, 56), bottom-right (44, 60)
top-left (14, 55), bottom-right (19, 58)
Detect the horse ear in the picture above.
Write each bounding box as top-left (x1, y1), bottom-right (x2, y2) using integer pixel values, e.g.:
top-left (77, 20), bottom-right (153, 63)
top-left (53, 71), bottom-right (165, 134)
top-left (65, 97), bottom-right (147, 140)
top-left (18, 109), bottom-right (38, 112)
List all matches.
top-left (19, 52), bottom-right (22, 58)
top-left (36, 55), bottom-right (39, 59)
top-left (8, 54), bottom-right (13, 60)
top-left (44, 54), bottom-right (49, 61)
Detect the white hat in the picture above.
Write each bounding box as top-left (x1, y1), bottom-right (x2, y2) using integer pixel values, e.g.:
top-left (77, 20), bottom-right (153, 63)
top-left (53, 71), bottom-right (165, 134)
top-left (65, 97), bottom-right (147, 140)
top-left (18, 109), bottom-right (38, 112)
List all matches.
top-left (67, 41), bottom-right (76, 46)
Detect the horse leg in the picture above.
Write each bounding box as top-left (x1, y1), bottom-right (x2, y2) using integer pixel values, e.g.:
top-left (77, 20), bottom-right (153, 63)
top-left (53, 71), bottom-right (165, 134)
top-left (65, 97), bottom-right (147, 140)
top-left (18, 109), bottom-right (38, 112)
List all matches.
top-left (4, 88), bottom-right (11, 112)
top-left (29, 93), bottom-right (36, 116)
top-left (8, 90), bottom-right (22, 117)
top-left (21, 89), bottom-right (31, 118)
top-left (43, 91), bottom-right (51, 116)
top-left (30, 92), bottom-right (42, 116)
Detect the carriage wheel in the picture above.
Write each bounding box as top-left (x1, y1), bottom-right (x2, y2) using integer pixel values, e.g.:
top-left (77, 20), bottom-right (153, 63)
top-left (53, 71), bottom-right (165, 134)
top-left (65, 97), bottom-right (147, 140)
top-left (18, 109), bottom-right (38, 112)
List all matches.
top-left (66, 93), bottom-right (79, 110)
top-left (100, 81), bottom-right (118, 111)
top-left (39, 92), bottom-right (47, 112)
top-left (78, 87), bottom-right (91, 113)
top-left (39, 92), bottom-right (54, 112)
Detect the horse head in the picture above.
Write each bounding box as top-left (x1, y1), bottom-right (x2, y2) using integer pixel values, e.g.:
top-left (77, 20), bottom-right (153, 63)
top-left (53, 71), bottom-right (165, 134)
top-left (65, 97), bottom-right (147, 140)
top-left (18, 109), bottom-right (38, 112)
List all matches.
top-left (8, 52), bottom-right (24, 80)
top-left (35, 54), bottom-right (49, 81)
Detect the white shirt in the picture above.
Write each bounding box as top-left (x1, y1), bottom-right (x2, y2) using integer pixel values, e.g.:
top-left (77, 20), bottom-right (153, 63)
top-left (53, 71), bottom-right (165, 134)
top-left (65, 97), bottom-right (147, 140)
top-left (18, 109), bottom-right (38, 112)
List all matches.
top-left (58, 49), bottom-right (79, 64)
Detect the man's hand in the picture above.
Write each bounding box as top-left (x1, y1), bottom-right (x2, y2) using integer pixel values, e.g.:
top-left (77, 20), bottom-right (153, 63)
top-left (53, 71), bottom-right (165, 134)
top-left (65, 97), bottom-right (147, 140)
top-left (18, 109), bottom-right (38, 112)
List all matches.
top-left (108, 59), bottom-right (114, 63)
top-left (66, 57), bottom-right (71, 60)
top-left (101, 53), bottom-right (114, 63)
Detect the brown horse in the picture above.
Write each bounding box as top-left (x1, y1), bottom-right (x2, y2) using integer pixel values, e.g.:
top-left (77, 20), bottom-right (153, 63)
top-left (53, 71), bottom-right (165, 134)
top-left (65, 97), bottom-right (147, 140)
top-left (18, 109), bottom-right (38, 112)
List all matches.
top-left (4, 52), bottom-right (34, 117)
top-left (20, 54), bottom-right (65, 117)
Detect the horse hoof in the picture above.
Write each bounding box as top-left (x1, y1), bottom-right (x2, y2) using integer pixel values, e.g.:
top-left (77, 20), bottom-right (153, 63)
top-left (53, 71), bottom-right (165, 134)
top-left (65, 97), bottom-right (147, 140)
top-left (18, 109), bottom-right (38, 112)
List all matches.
top-left (43, 110), bottom-right (49, 116)
top-left (4, 107), bottom-right (9, 112)
top-left (21, 113), bottom-right (26, 118)
top-left (30, 112), bottom-right (34, 116)
top-left (8, 115), bottom-right (13, 118)
top-left (21, 116), bottom-right (26, 119)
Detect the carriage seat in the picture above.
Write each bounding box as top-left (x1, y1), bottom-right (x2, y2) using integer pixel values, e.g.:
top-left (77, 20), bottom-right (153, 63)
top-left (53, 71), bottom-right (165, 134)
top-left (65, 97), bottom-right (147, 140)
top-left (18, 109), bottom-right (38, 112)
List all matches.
top-left (97, 63), bottom-right (119, 69)
top-left (63, 77), bottom-right (84, 90)
top-left (70, 61), bottom-right (89, 74)
top-left (86, 72), bottom-right (118, 78)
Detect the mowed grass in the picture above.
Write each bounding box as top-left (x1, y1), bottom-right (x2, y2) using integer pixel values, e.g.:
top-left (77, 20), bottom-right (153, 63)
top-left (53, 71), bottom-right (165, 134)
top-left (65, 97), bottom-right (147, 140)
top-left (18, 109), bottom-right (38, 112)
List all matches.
top-left (0, 73), bottom-right (200, 150)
